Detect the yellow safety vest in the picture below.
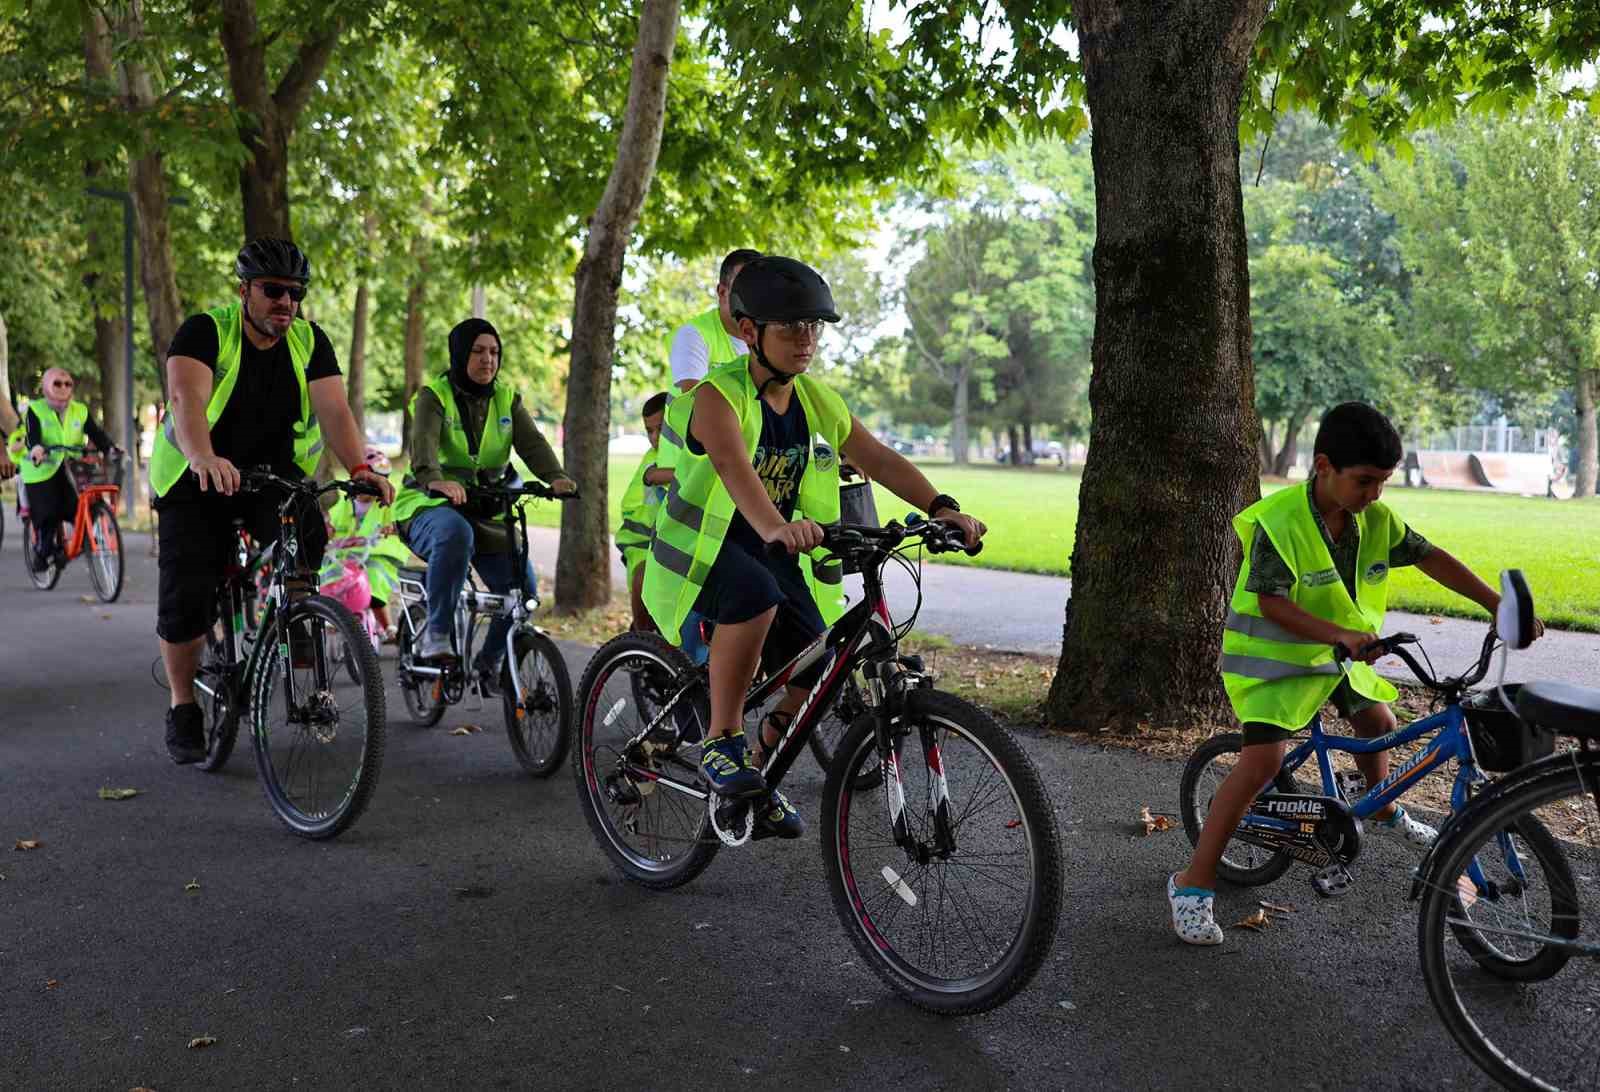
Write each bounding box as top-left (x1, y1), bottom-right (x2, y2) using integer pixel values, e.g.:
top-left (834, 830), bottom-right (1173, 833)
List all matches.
top-left (1219, 485), bottom-right (1405, 730)
top-left (20, 400), bottom-right (87, 484)
top-left (389, 374), bottom-right (516, 523)
top-left (642, 360), bottom-right (850, 645)
top-left (616, 449), bottom-right (663, 578)
top-left (656, 309), bottom-right (746, 475)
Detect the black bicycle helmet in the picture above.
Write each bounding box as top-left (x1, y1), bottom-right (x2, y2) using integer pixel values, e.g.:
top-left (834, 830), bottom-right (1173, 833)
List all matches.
top-left (728, 256), bottom-right (840, 325)
top-left (235, 237), bottom-right (312, 284)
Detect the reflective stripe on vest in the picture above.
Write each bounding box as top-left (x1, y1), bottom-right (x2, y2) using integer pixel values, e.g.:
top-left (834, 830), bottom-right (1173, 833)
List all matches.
top-left (389, 375), bottom-right (516, 523)
top-left (20, 401), bottom-right (88, 484)
top-left (1220, 485), bottom-right (1405, 730)
top-left (149, 303), bottom-right (319, 498)
top-left (641, 360), bottom-right (851, 646)
top-left (616, 449), bottom-right (663, 571)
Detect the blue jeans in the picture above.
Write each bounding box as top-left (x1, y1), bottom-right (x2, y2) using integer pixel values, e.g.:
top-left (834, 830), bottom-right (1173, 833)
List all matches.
top-left (405, 505), bottom-right (536, 666)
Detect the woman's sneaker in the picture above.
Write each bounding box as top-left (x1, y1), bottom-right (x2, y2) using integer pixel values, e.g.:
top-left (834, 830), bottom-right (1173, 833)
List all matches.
top-left (700, 732), bottom-right (766, 798)
top-left (752, 789), bottom-right (804, 839)
top-left (1372, 805), bottom-right (1437, 847)
top-left (1168, 874), bottom-right (1225, 946)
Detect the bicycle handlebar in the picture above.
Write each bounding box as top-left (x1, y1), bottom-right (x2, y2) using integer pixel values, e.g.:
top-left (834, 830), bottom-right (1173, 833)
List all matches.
top-left (239, 467), bottom-right (383, 501)
top-left (765, 514), bottom-right (983, 564)
top-left (464, 481), bottom-right (580, 503)
top-left (1333, 626), bottom-right (1498, 693)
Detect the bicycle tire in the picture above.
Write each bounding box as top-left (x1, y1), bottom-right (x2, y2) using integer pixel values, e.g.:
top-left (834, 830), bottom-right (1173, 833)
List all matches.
top-left (503, 628), bottom-right (573, 777)
top-left (822, 688), bottom-right (1062, 1014)
top-left (196, 632), bottom-right (242, 773)
top-left (807, 674), bottom-right (880, 790)
top-left (1418, 757), bottom-right (1598, 1092)
top-left (397, 621), bottom-right (447, 727)
top-left (572, 632), bottom-right (718, 889)
top-left (251, 595), bottom-right (386, 840)
top-left (21, 517), bottom-right (60, 590)
top-left (86, 500), bottom-right (123, 603)
top-left (1178, 732), bottom-right (1299, 887)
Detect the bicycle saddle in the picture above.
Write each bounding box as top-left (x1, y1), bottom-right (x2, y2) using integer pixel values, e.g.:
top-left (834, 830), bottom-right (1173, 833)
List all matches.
top-left (1517, 682), bottom-right (1600, 739)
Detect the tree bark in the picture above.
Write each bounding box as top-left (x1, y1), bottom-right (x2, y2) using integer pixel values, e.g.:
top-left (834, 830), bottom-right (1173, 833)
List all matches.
top-left (400, 266), bottom-right (428, 458)
top-left (347, 281), bottom-right (370, 433)
top-left (555, 0), bottom-right (681, 611)
top-left (0, 308), bottom-right (10, 411)
top-left (1271, 413), bottom-right (1303, 478)
top-left (1258, 422), bottom-right (1274, 474)
top-left (950, 363), bottom-right (971, 465)
top-left (1047, 0), bottom-right (1270, 734)
top-left (113, 0), bottom-right (184, 405)
top-left (1576, 366), bottom-right (1598, 499)
top-left (218, 0), bottom-right (342, 240)
top-left (82, 3), bottom-right (126, 440)
top-left (1006, 424), bottom-right (1021, 467)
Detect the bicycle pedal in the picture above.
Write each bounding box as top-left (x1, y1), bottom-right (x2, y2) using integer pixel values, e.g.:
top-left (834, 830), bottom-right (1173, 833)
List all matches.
top-left (1311, 863), bottom-right (1356, 899)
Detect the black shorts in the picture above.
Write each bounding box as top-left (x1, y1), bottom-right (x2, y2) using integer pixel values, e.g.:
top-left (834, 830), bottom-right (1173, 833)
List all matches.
top-left (693, 539), bottom-right (827, 686)
top-left (156, 490), bottom-right (327, 643)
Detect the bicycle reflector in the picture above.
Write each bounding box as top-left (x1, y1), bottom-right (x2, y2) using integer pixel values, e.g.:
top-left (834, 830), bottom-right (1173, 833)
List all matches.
top-left (1496, 569), bottom-right (1535, 650)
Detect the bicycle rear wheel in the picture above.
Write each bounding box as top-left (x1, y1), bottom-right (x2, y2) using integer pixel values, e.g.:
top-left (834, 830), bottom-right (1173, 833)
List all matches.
top-left (572, 632), bottom-right (718, 889)
top-left (1418, 755), bottom-right (1600, 1091)
top-left (822, 688), bottom-right (1062, 1014)
top-left (503, 628), bottom-right (573, 777)
top-left (251, 595), bottom-right (386, 839)
top-left (397, 617), bottom-right (447, 727)
top-left (21, 517), bottom-right (60, 590)
top-left (196, 631), bottom-right (242, 773)
top-left (807, 673), bottom-right (881, 790)
top-left (1178, 732), bottom-right (1299, 886)
top-left (86, 500), bottom-right (123, 602)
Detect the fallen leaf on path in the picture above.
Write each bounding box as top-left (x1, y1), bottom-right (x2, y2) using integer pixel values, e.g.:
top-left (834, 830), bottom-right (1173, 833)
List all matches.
top-left (185, 880), bottom-right (200, 893)
top-left (13, 840), bottom-right (42, 851)
top-left (102, 614), bottom-right (113, 621)
top-left (448, 724), bottom-right (482, 736)
top-left (98, 788), bottom-right (140, 801)
top-left (1139, 806), bottom-right (1173, 836)
top-left (1429, 616), bottom-right (1445, 625)
top-left (45, 979), bottom-right (59, 989)
top-left (79, 595), bottom-right (95, 604)
top-left (1232, 909), bottom-right (1272, 931)
top-left (1259, 901), bottom-right (1296, 915)
top-left (187, 1036), bottom-right (217, 1050)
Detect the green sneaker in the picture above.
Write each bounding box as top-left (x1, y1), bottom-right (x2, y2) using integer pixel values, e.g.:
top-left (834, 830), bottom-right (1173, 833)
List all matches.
top-left (700, 732), bottom-right (766, 798)
top-left (752, 789), bottom-right (805, 840)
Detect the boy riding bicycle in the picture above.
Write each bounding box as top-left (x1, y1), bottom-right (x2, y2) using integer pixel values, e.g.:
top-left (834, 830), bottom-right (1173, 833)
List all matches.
top-left (616, 392), bottom-right (671, 633)
top-left (640, 255), bottom-right (985, 838)
top-left (1168, 401), bottom-right (1540, 945)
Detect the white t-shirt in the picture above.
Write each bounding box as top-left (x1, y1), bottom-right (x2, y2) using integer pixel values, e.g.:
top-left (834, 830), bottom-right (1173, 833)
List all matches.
top-left (668, 320), bottom-right (747, 386)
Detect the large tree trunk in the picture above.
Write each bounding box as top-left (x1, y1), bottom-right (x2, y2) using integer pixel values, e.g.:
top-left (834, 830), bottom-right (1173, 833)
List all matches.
top-left (950, 363), bottom-right (971, 465)
top-left (1576, 366), bottom-right (1598, 499)
top-left (555, 0), bottom-right (681, 611)
top-left (81, 2), bottom-right (125, 442)
top-left (1271, 414), bottom-right (1303, 478)
top-left (347, 281), bottom-right (370, 433)
top-left (400, 267), bottom-right (428, 458)
top-left (1258, 421), bottom-right (1274, 474)
top-left (0, 308), bottom-right (10, 412)
top-left (218, 0), bottom-right (341, 240)
top-left (1047, 0), bottom-right (1269, 734)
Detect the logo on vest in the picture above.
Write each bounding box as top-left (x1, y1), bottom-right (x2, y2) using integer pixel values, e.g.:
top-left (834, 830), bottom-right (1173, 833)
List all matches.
top-left (1301, 567), bottom-right (1340, 588)
top-left (498, 415), bottom-right (512, 431)
top-left (1364, 561), bottom-right (1389, 585)
top-left (813, 442), bottom-right (837, 472)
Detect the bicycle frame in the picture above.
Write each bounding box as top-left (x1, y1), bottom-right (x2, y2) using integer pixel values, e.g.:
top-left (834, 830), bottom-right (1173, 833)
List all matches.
top-left (62, 479), bottom-right (119, 561)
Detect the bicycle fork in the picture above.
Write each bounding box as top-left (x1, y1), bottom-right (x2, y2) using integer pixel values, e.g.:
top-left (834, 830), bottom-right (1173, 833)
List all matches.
top-left (866, 658), bottom-right (956, 860)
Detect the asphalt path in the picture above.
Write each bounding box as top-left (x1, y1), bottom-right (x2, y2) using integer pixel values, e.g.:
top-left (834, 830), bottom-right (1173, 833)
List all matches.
top-left (523, 526), bottom-right (1600, 688)
top-left (1, 535), bottom-right (1524, 1089)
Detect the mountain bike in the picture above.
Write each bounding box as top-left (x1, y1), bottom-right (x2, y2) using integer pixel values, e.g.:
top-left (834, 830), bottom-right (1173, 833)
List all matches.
top-left (573, 516), bottom-right (1063, 1014)
top-left (1412, 579), bottom-right (1600, 1091)
top-left (191, 468), bottom-right (387, 840)
top-left (20, 444), bottom-right (124, 601)
top-left (1179, 626), bottom-right (1558, 898)
top-left (393, 479), bottom-right (576, 777)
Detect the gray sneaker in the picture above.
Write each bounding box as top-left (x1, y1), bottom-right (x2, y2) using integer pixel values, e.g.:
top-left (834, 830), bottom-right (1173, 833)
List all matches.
top-left (415, 629), bottom-right (455, 663)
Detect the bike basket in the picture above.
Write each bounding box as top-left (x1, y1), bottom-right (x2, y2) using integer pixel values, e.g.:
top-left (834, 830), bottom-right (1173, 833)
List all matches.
top-left (70, 457), bottom-right (123, 489)
top-left (1464, 684), bottom-right (1555, 772)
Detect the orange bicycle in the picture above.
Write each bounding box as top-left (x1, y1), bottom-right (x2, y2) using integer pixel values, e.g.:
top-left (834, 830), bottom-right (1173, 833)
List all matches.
top-left (21, 443), bottom-right (124, 602)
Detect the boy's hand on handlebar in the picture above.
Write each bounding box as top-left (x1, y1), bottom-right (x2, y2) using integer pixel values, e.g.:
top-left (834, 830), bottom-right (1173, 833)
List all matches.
top-left (1335, 630), bottom-right (1383, 663)
top-left (551, 477), bottom-right (578, 496)
top-left (428, 480), bottom-right (467, 505)
top-left (353, 467), bottom-right (394, 504)
top-left (192, 453), bottom-right (241, 495)
top-left (934, 512), bottom-right (986, 550)
top-left (766, 519), bottom-right (824, 555)
top-left (30, 444), bottom-right (46, 465)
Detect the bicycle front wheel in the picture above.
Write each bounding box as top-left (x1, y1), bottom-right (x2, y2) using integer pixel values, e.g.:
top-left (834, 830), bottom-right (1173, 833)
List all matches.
top-left (251, 595), bottom-right (386, 839)
top-left (86, 500), bottom-right (123, 602)
top-left (822, 688), bottom-right (1062, 1014)
top-left (572, 632), bottom-right (718, 889)
top-left (1418, 755), bottom-right (1600, 1092)
top-left (503, 628), bottom-right (573, 777)
top-left (196, 631), bottom-right (242, 773)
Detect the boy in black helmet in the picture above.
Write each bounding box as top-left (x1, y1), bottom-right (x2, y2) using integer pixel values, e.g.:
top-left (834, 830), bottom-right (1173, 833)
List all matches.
top-left (641, 255), bottom-right (986, 837)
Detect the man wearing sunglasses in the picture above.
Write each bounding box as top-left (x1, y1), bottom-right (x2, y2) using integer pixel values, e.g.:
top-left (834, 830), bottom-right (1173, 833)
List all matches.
top-left (150, 236), bottom-right (393, 765)
top-left (20, 367), bottom-right (116, 570)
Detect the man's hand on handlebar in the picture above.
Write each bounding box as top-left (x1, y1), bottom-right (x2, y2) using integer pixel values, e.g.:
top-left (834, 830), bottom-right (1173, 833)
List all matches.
top-left (428, 480), bottom-right (467, 506)
top-left (765, 518), bottom-right (825, 556)
top-left (933, 511), bottom-right (987, 551)
top-left (353, 466), bottom-right (395, 505)
top-left (1335, 629), bottom-right (1384, 664)
top-left (192, 453), bottom-right (242, 495)
top-left (551, 477), bottom-right (578, 496)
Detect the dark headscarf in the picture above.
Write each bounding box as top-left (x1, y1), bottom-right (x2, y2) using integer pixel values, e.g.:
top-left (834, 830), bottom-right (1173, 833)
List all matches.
top-left (448, 317), bottom-right (502, 398)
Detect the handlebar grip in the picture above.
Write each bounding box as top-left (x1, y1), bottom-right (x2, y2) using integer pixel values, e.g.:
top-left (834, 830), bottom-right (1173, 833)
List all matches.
top-left (965, 540), bottom-right (983, 557)
top-left (347, 479), bottom-right (384, 498)
top-left (765, 539), bottom-right (793, 560)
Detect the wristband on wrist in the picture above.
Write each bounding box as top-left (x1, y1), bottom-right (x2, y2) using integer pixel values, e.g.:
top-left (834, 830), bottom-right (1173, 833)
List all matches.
top-left (928, 493), bottom-right (961, 517)
top-left (350, 462), bottom-right (371, 476)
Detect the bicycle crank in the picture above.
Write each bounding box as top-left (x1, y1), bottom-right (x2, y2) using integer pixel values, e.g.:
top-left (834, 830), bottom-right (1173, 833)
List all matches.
top-left (708, 794), bottom-right (754, 847)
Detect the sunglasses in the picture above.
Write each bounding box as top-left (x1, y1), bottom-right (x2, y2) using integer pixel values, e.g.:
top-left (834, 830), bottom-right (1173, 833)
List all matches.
top-left (769, 319), bottom-right (824, 340)
top-left (50, 379), bottom-right (75, 388)
top-left (255, 282), bottom-right (307, 302)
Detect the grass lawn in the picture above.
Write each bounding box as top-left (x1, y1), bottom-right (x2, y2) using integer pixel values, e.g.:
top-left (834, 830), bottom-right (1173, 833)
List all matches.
top-left (406, 452), bottom-right (1600, 633)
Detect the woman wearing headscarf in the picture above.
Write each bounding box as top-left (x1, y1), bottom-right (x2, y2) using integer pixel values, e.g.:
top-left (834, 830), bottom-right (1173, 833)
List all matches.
top-left (22, 367), bottom-right (117, 568)
top-left (389, 318), bottom-right (575, 687)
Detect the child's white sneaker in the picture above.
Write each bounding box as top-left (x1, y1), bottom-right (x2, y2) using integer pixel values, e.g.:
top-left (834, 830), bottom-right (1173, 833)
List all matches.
top-left (1372, 805), bottom-right (1437, 847)
top-left (1168, 873), bottom-right (1224, 946)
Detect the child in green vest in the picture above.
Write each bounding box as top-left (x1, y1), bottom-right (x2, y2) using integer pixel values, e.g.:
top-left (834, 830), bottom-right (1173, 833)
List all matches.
top-left (641, 256), bottom-right (986, 838)
top-left (1169, 402), bottom-right (1541, 945)
top-left (617, 392), bottom-right (671, 632)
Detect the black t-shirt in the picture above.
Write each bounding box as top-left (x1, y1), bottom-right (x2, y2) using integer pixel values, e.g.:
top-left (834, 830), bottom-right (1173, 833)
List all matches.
top-left (158, 312), bottom-right (340, 506)
top-left (691, 394), bottom-right (810, 553)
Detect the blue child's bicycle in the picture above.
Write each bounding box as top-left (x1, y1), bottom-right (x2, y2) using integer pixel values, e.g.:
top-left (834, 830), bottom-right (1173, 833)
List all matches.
top-left (1180, 626), bottom-right (1557, 897)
